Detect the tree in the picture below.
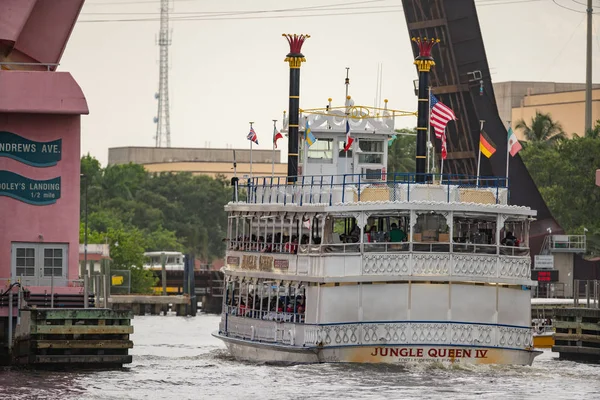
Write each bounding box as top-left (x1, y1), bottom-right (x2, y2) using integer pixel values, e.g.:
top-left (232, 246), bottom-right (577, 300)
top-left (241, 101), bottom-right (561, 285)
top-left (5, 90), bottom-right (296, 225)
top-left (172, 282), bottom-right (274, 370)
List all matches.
top-left (585, 119), bottom-right (600, 139)
top-left (521, 136), bottom-right (600, 258)
top-left (515, 111), bottom-right (566, 146)
top-left (388, 128), bottom-right (417, 174)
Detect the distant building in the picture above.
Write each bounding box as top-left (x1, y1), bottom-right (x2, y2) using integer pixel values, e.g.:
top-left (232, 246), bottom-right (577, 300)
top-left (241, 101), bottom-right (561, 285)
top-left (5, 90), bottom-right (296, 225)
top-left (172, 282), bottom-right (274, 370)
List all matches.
top-left (108, 147), bottom-right (286, 179)
top-left (493, 81), bottom-right (600, 140)
top-left (79, 244), bottom-right (111, 273)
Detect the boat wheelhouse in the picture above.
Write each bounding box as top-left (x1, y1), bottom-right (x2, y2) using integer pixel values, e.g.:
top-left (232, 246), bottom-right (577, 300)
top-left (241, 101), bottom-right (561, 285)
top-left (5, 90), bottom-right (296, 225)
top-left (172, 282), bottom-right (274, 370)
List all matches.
top-left (214, 99), bottom-right (539, 365)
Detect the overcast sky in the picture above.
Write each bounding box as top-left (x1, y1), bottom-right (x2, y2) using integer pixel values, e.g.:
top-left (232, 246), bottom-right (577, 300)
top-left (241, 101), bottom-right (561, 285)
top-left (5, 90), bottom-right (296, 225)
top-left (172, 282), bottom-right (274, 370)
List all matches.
top-left (62, 0), bottom-right (600, 165)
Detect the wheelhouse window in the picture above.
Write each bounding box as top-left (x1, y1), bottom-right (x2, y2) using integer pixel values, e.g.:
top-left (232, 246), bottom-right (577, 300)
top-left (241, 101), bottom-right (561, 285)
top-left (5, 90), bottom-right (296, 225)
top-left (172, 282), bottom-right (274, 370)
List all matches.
top-left (358, 140), bottom-right (384, 164)
top-left (307, 139), bottom-right (333, 163)
top-left (338, 141), bottom-right (352, 157)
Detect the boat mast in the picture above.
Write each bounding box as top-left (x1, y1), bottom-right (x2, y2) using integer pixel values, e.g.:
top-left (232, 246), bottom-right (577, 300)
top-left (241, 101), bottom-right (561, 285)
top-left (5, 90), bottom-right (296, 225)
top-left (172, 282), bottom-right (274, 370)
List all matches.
top-left (412, 37), bottom-right (439, 182)
top-left (282, 33), bottom-right (310, 184)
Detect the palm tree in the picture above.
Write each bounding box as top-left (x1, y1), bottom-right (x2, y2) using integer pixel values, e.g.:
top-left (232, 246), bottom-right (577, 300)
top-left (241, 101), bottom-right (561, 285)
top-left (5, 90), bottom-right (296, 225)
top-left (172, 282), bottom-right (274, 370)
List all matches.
top-left (388, 129), bottom-right (416, 173)
top-left (585, 119), bottom-right (600, 139)
top-left (515, 111), bottom-right (566, 146)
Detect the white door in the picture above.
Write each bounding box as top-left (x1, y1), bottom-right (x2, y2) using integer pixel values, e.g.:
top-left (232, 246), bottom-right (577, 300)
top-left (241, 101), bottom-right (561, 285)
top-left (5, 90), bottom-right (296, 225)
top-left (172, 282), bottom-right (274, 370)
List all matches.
top-left (12, 243), bottom-right (68, 286)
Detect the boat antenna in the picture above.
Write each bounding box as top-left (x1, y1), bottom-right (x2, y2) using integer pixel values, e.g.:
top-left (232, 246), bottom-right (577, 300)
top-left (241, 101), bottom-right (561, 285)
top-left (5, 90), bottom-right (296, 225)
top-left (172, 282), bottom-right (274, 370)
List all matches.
top-left (345, 67), bottom-right (350, 107)
top-left (231, 149), bottom-right (239, 202)
top-left (232, 149), bottom-right (237, 176)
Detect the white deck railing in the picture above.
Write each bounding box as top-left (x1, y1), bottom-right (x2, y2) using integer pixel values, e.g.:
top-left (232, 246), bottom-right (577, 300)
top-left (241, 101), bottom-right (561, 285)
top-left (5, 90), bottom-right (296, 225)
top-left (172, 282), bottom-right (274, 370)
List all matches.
top-left (237, 173), bottom-right (509, 206)
top-left (220, 315), bottom-right (533, 351)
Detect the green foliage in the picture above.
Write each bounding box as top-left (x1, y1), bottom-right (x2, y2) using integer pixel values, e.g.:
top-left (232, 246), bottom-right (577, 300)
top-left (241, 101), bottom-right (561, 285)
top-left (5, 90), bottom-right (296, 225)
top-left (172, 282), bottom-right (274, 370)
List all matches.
top-left (388, 128), bottom-right (417, 173)
top-left (521, 136), bottom-right (600, 257)
top-left (80, 156), bottom-right (232, 292)
top-left (515, 111), bottom-right (566, 146)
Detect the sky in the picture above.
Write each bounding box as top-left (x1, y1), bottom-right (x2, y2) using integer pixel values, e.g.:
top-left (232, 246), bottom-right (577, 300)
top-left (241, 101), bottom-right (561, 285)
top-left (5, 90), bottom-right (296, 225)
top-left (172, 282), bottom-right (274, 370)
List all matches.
top-left (61, 0), bottom-right (600, 165)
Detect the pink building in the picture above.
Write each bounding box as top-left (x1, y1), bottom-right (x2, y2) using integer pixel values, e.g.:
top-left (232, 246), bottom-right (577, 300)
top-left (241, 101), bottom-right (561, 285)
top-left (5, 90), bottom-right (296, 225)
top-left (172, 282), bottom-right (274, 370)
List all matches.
top-left (0, 1), bottom-right (87, 307)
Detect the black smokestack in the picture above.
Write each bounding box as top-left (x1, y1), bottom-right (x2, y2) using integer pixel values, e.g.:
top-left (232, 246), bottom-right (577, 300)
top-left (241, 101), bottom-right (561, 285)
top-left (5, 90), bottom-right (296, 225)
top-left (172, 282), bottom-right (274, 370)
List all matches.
top-left (412, 37), bottom-right (439, 182)
top-left (283, 33), bottom-right (310, 184)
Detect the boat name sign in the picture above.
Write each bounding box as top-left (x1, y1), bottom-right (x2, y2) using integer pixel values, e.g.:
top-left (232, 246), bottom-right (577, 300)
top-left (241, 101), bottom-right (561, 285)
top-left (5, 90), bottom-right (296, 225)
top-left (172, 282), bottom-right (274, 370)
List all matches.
top-left (370, 347), bottom-right (488, 360)
top-left (238, 254), bottom-right (289, 272)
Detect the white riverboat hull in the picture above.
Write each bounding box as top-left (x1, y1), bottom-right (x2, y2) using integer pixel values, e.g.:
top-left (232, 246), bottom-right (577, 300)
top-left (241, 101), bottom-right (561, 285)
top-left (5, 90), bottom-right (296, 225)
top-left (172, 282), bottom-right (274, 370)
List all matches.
top-left (214, 333), bottom-right (541, 366)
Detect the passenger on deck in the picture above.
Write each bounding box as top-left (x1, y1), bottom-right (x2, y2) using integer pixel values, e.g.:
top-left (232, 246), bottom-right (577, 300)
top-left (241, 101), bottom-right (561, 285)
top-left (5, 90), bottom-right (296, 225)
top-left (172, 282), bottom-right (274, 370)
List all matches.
top-left (389, 223), bottom-right (407, 243)
top-left (349, 225), bottom-right (360, 243)
top-left (501, 231), bottom-right (518, 246)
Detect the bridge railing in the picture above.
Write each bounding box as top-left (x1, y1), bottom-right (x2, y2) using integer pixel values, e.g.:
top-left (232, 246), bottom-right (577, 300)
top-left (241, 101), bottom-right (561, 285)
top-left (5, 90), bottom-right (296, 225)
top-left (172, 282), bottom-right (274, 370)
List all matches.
top-left (237, 173), bottom-right (509, 206)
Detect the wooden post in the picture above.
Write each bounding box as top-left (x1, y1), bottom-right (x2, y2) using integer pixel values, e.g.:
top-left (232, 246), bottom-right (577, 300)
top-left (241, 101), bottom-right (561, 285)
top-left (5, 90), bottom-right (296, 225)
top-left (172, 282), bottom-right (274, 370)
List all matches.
top-left (161, 252), bottom-right (167, 296)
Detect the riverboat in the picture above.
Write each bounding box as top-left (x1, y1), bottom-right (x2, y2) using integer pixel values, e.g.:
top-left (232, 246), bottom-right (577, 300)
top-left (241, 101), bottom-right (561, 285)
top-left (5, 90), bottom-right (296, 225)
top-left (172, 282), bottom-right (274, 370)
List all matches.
top-left (212, 34), bottom-right (541, 365)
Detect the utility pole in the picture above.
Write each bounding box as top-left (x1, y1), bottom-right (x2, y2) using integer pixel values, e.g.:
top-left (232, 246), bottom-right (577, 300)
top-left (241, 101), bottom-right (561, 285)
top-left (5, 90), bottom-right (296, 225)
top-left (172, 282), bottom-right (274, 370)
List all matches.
top-left (585, 0), bottom-right (593, 134)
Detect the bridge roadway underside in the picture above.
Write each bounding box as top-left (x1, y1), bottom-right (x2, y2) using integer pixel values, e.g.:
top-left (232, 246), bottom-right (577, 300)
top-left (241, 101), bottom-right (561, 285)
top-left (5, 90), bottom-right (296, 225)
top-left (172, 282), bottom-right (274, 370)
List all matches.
top-left (400, 0), bottom-right (564, 255)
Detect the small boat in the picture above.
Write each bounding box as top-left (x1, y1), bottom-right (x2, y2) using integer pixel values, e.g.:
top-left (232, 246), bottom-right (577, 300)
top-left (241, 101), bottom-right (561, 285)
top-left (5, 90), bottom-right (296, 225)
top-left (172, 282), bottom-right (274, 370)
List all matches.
top-left (532, 318), bottom-right (554, 348)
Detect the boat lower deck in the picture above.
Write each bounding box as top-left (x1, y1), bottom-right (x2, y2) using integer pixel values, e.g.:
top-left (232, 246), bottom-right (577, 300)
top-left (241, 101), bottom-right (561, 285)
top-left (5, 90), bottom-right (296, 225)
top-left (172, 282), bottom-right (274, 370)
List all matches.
top-left (214, 332), bottom-right (541, 365)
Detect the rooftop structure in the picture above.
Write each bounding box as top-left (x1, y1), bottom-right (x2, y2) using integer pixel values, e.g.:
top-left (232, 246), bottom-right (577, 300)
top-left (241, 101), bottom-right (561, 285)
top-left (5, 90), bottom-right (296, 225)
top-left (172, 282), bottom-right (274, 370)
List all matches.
top-left (108, 146), bottom-right (286, 179)
top-left (493, 81), bottom-right (600, 139)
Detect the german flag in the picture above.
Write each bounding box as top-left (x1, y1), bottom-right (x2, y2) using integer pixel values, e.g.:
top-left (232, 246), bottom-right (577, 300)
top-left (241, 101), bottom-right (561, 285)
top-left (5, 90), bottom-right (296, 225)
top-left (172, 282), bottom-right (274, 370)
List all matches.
top-left (479, 131), bottom-right (496, 158)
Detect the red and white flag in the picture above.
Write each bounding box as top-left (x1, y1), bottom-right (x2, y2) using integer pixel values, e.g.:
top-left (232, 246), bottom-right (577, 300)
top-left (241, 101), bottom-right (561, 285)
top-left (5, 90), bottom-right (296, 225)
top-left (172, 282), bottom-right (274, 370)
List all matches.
top-left (344, 120), bottom-right (354, 151)
top-left (273, 126), bottom-right (283, 148)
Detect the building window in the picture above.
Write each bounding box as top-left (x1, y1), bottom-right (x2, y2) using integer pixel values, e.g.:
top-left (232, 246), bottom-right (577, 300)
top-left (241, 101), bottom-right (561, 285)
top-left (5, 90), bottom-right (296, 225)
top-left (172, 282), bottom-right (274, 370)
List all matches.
top-left (358, 140), bottom-right (384, 164)
top-left (16, 247), bottom-right (35, 277)
top-left (44, 248), bottom-right (64, 277)
top-left (307, 139), bottom-right (333, 163)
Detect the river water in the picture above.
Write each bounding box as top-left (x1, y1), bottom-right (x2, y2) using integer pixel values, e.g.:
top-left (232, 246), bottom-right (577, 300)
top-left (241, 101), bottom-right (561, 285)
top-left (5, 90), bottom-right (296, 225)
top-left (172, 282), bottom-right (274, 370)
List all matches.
top-left (1, 314), bottom-right (600, 399)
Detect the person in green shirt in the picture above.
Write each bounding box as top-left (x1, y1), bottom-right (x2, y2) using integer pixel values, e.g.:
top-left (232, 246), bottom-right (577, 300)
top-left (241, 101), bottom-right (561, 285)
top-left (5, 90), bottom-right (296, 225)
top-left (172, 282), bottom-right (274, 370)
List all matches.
top-left (389, 223), bottom-right (407, 242)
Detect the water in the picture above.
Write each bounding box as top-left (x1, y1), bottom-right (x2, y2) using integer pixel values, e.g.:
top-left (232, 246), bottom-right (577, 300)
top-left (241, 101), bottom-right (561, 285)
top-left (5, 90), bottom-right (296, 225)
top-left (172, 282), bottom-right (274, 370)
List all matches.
top-left (1, 315), bottom-right (600, 400)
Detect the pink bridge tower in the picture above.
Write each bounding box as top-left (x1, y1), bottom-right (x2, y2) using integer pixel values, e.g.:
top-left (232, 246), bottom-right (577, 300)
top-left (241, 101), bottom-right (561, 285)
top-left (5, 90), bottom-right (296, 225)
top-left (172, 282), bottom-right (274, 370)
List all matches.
top-left (0, 0), bottom-right (88, 308)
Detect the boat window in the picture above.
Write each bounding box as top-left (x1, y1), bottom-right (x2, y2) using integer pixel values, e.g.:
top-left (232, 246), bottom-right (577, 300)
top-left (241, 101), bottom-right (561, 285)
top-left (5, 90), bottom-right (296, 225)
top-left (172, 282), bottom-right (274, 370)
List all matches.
top-left (329, 217), bottom-right (359, 244)
top-left (338, 141), bottom-right (352, 157)
top-left (358, 139), bottom-right (384, 164)
top-left (307, 139), bottom-right (333, 163)
top-left (500, 219), bottom-right (529, 256)
top-left (225, 278), bottom-right (306, 324)
top-left (413, 213), bottom-right (449, 243)
top-left (453, 215), bottom-right (497, 255)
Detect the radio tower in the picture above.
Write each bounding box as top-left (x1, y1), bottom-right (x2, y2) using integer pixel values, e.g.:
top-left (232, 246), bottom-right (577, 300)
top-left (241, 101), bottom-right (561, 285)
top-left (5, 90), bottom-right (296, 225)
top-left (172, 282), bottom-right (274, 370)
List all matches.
top-left (154, 0), bottom-right (171, 148)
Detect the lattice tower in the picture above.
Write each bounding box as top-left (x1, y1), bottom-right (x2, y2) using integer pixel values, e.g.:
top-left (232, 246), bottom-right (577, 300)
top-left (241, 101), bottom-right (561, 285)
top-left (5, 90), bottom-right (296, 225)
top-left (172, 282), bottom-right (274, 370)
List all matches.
top-left (155, 0), bottom-right (171, 148)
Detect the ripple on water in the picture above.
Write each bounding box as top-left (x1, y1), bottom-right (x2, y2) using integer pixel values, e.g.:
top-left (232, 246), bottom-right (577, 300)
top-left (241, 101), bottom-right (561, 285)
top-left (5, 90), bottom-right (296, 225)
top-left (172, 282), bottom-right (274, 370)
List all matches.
top-left (1, 317), bottom-right (600, 400)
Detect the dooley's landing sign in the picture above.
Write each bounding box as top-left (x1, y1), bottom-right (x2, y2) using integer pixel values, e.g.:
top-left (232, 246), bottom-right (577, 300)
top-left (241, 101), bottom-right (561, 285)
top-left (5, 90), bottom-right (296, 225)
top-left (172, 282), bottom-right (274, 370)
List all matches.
top-left (0, 170), bottom-right (61, 205)
top-left (0, 131), bottom-right (62, 167)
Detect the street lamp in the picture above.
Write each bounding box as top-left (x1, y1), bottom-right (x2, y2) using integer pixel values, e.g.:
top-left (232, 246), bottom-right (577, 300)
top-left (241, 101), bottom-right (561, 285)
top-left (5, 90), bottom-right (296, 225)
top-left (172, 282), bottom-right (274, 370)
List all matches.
top-left (80, 174), bottom-right (88, 276)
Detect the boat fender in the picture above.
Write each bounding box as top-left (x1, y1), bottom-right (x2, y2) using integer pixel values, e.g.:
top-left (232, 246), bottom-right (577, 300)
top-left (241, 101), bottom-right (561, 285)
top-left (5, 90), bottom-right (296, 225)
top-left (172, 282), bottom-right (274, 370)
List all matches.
top-left (289, 329), bottom-right (295, 346)
top-left (251, 326), bottom-right (255, 341)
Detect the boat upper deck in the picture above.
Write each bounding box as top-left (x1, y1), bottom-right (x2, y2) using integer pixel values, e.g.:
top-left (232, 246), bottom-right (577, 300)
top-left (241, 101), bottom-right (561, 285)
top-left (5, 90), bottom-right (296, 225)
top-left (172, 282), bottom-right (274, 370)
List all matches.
top-left (229, 173), bottom-right (527, 213)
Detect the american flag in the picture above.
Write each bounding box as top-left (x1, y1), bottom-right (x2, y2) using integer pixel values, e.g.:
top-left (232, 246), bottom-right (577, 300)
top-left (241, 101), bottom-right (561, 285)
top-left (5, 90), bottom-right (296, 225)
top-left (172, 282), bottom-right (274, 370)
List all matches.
top-left (430, 94), bottom-right (456, 139)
